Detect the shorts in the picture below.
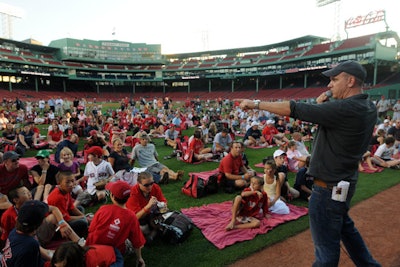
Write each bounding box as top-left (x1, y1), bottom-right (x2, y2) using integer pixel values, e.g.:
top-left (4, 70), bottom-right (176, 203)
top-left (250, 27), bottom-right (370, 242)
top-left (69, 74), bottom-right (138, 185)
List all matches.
top-left (76, 191), bottom-right (98, 207)
top-left (236, 216), bottom-right (253, 224)
top-left (37, 218), bottom-right (57, 246)
top-left (72, 184), bottom-right (83, 195)
top-left (243, 139), bottom-right (251, 146)
top-left (147, 162), bottom-right (166, 174)
top-left (223, 178), bottom-right (244, 193)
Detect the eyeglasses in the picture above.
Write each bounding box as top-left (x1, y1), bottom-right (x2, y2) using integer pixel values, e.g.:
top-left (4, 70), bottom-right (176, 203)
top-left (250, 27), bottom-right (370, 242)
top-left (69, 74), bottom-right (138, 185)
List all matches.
top-left (11, 159), bottom-right (18, 162)
top-left (142, 181), bottom-right (154, 187)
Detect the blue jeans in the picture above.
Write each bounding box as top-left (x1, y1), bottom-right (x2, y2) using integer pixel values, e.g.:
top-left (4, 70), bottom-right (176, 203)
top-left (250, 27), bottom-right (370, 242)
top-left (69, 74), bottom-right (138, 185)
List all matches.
top-left (111, 248), bottom-right (124, 267)
top-left (309, 184), bottom-right (381, 267)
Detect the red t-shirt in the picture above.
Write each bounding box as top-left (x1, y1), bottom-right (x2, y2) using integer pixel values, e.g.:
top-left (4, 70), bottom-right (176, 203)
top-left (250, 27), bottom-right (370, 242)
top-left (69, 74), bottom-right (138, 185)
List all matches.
top-left (47, 187), bottom-right (75, 221)
top-left (262, 126), bottom-right (279, 137)
top-left (117, 111), bottom-right (127, 119)
top-left (141, 117), bottom-right (155, 131)
top-left (86, 205), bottom-right (145, 254)
top-left (85, 244), bottom-right (117, 267)
top-left (32, 126), bottom-right (40, 135)
top-left (0, 205), bottom-right (17, 240)
top-left (189, 138), bottom-right (203, 154)
top-left (48, 130), bottom-right (63, 142)
top-left (218, 153), bottom-right (244, 175)
top-left (132, 117), bottom-right (143, 127)
top-left (239, 188), bottom-right (269, 218)
top-left (102, 123), bottom-right (112, 133)
top-left (0, 164), bottom-right (30, 194)
top-left (126, 184), bottom-right (167, 213)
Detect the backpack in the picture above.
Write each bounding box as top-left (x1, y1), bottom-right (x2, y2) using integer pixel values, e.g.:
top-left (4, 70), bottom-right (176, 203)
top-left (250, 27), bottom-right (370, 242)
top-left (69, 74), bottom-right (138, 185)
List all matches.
top-left (157, 211), bottom-right (193, 244)
top-left (1, 143), bottom-right (15, 152)
top-left (181, 173), bottom-right (219, 198)
top-left (176, 138), bottom-right (194, 163)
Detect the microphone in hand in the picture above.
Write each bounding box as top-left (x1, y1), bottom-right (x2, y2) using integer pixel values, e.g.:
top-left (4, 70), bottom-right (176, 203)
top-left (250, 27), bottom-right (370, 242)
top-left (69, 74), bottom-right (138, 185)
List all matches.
top-left (325, 90), bottom-right (332, 98)
top-left (317, 90), bottom-right (332, 104)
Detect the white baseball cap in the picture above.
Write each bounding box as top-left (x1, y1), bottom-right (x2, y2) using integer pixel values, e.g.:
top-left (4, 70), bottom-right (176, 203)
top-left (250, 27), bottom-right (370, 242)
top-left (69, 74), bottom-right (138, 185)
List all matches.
top-left (273, 149), bottom-right (286, 158)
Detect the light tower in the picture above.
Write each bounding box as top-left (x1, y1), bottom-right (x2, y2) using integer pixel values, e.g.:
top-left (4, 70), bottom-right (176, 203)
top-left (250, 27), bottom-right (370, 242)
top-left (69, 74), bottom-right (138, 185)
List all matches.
top-left (316, 0), bottom-right (342, 41)
top-left (0, 3), bottom-right (23, 40)
top-left (201, 30), bottom-right (209, 51)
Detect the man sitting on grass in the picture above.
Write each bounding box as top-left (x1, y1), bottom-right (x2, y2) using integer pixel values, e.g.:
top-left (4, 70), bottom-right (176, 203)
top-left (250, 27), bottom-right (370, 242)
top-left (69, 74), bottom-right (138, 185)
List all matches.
top-left (219, 141), bottom-right (256, 193)
top-left (130, 133), bottom-right (184, 184)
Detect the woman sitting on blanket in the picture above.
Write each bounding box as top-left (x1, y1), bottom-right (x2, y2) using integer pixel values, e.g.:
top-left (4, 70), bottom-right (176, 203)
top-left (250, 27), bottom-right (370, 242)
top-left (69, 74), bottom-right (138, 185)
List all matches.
top-left (263, 160), bottom-right (290, 215)
top-left (47, 121), bottom-right (64, 149)
top-left (149, 117), bottom-right (166, 137)
top-left (226, 176), bottom-right (269, 231)
top-left (189, 129), bottom-right (214, 162)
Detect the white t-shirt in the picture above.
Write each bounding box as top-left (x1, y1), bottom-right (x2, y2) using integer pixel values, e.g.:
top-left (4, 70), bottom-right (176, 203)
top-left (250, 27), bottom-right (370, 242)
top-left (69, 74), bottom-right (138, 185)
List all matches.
top-left (84, 160), bottom-right (115, 195)
top-left (374, 143), bottom-right (395, 160)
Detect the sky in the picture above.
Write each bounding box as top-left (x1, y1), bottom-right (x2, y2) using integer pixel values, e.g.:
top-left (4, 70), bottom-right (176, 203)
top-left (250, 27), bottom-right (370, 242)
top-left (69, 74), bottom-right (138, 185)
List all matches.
top-left (0, 0), bottom-right (398, 54)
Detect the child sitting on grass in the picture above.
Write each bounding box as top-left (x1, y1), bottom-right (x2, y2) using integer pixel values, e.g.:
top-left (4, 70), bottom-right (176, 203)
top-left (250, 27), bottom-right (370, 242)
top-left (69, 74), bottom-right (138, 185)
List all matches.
top-left (58, 147), bottom-right (84, 200)
top-left (75, 146), bottom-right (115, 207)
top-left (225, 176), bottom-right (269, 231)
top-left (47, 171), bottom-right (88, 238)
top-left (1, 200), bottom-right (49, 267)
top-left (86, 181), bottom-right (145, 266)
top-left (51, 241), bottom-right (123, 267)
top-left (263, 160), bottom-right (290, 214)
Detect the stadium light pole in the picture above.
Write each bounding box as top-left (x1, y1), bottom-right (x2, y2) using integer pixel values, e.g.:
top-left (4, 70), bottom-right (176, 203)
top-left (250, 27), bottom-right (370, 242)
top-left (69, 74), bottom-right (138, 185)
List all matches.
top-left (0, 3), bottom-right (23, 40)
top-left (316, 0), bottom-right (341, 41)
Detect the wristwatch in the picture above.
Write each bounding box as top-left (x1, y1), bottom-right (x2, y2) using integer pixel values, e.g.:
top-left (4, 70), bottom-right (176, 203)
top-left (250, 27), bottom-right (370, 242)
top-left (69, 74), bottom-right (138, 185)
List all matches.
top-left (253, 100), bottom-right (259, 109)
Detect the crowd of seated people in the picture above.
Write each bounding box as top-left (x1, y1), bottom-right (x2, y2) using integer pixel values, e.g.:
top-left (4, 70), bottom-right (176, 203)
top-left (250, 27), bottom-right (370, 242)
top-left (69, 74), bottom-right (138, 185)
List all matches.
top-left (0, 94), bottom-right (398, 265)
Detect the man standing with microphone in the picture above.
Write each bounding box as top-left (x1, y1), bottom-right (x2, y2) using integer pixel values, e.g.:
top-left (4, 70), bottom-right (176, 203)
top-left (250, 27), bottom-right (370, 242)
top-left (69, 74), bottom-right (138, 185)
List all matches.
top-left (239, 61), bottom-right (380, 266)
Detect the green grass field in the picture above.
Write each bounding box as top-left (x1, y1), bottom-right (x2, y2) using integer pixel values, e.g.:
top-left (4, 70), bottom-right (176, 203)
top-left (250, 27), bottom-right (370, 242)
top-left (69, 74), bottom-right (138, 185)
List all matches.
top-left (127, 134), bottom-right (399, 267)
top-left (18, 109), bottom-right (400, 267)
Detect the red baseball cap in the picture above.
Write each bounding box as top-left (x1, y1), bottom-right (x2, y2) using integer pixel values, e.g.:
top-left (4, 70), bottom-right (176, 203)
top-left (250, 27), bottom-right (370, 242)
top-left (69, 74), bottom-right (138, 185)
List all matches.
top-left (89, 130), bottom-right (98, 136)
top-left (106, 181), bottom-right (131, 199)
top-left (86, 146), bottom-right (103, 157)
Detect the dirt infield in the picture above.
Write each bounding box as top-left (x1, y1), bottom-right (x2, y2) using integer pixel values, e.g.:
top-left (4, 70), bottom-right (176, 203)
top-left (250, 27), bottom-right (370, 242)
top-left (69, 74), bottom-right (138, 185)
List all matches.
top-left (230, 183), bottom-right (400, 267)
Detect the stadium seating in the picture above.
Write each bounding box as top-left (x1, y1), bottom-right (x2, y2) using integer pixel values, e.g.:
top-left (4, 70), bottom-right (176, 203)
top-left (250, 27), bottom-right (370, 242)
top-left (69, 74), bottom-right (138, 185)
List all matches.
top-left (257, 57), bottom-right (279, 64)
top-left (302, 42), bottom-right (333, 56)
top-left (106, 65), bottom-right (126, 70)
top-left (3, 55), bottom-right (25, 61)
top-left (44, 60), bottom-right (64, 66)
top-left (0, 31), bottom-right (397, 104)
top-left (26, 58), bottom-right (45, 64)
top-left (334, 34), bottom-right (375, 51)
top-left (198, 63), bottom-right (215, 68)
top-left (0, 48), bottom-right (12, 54)
top-left (64, 62), bottom-right (84, 67)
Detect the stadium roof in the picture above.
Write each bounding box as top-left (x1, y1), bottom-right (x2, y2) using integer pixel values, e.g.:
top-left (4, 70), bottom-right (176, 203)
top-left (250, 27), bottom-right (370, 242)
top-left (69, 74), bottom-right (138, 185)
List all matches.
top-left (0, 37), bottom-right (59, 53)
top-left (165, 35), bottom-right (330, 59)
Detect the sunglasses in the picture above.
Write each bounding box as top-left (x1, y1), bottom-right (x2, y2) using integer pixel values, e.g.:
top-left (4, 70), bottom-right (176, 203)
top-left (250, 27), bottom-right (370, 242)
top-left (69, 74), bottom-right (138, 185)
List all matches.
top-left (12, 159), bottom-right (19, 162)
top-left (142, 181), bottom-right (154, 187)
